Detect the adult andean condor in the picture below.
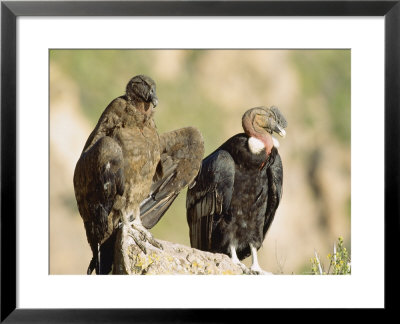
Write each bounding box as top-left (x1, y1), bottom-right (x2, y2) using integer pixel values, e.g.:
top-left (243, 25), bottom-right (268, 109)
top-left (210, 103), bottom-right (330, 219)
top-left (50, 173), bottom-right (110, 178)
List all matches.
top-left (186, 106), bottom-right (287, 274)
top-left (73, 75), bottom-right (204, 274)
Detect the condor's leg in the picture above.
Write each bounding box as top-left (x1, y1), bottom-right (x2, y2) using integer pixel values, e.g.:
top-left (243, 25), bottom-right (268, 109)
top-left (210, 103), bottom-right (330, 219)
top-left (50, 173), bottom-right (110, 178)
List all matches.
top-left (121, 207), bottom-right (162, 256)
top-left (140, 127), bottom-right (205, 229)
top-left (249, 243), bottom-right (272, 275)
top-left (229, 244), bottom-right (249, 273)
top-left (130, 207), bottom-right (163, 250)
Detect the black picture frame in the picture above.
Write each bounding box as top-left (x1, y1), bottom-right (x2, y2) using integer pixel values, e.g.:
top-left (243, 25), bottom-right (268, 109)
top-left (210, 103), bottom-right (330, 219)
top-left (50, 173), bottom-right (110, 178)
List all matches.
top-left (1, 0), bottom-right (399, 321)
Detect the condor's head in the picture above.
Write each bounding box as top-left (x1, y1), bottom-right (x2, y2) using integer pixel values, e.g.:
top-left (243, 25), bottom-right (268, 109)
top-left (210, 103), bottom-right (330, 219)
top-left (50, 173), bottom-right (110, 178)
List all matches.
top-left (242, 106), bottom-right (287, 156)
top-left (126, 75), bottom-right (159, 117)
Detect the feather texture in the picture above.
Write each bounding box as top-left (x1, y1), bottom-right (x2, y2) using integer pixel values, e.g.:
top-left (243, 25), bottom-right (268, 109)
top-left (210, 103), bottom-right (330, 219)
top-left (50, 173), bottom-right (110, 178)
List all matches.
top-left (186, 106), bottom-right (286, 261)
top-left (73, 75), bottom-right (204, 274)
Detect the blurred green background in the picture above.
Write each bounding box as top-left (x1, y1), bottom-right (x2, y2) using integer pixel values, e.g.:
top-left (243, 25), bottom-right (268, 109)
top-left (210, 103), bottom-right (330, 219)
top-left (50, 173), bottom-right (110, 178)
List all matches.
top-left (49, 49), bottom-right (351, 274)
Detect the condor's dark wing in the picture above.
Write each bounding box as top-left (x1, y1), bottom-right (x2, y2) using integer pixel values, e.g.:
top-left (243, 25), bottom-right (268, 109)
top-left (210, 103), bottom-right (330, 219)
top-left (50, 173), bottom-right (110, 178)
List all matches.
top-left (263, 149), bottom-right (283, 237)
top-left (73, 136), bottom-right (124, 274)
top-left (140, 127), bottom-right (204, 229)
top-left (186, 149), bottom-right (235, 251)
top-left (139, 152), bottom-right (179, 229)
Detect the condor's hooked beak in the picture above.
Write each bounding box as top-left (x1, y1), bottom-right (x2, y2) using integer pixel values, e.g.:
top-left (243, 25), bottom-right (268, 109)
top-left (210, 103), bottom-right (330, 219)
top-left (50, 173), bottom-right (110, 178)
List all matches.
top-left (151, 95), bottom-right (158, 108)
top-left (270, 124), bottom-right (286, 149)
top-left (260, 106), bottom-right (287, 138)
top-left (274, 124), bottom-right (286, 138)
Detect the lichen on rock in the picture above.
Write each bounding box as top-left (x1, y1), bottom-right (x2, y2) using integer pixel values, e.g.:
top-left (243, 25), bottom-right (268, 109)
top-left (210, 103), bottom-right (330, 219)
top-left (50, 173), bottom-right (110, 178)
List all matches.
top-left (113, 230), bottom-right (247, 275)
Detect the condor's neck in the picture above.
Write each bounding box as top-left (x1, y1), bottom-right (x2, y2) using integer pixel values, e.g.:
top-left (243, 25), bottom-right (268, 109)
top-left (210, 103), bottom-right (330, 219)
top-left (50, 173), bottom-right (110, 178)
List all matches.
top-left (124, 100), bottom-right (155, 127)
top-left (247, 134), bottom-right (273, 157)
top-left (220, 134), bottom-right (275, 170)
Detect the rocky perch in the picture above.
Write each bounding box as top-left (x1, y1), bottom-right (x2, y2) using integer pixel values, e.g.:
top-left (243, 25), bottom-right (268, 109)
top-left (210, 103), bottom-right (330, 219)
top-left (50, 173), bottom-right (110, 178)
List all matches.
top-left (112, 231), bottom-right (266, 275)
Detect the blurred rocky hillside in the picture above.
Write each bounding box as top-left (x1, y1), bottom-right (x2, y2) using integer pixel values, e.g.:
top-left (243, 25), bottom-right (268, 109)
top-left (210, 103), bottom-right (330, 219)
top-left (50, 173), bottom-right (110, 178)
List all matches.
top-left (49, 49), bottom-right (350, 274)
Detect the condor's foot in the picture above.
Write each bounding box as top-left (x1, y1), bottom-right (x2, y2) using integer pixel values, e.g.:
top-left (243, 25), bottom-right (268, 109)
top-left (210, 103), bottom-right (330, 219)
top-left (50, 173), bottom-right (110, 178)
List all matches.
top-left (249, 244), bottom-right (273, 275)
top-left (121, 211), bottom-right (163, 256)
top-left (120, 223), bottom-right (162, 275)
top-left (128, 221), bottom-right (163, 254)
top-left (229, 244), bottom-right (251, 274)
top-left (249, 264), bottom-right (273, 275)
top-left (232, 258), bottom-right (250, 274)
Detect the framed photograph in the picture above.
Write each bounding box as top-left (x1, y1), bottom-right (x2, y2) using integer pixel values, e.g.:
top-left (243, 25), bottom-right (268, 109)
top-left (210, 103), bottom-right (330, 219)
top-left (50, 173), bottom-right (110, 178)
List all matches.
top-left (1, 0), bottom-right (399, 321)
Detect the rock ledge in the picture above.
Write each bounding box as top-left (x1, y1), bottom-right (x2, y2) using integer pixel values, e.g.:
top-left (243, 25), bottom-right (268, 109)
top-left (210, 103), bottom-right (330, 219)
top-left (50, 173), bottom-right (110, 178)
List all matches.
top-left (113, 231), bottom-right (246, 275)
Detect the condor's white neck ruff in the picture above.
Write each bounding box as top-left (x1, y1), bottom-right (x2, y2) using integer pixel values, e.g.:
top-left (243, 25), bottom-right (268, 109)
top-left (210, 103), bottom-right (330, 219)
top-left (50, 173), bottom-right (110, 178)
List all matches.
top-left (248, 136), bottom-right (280, 154)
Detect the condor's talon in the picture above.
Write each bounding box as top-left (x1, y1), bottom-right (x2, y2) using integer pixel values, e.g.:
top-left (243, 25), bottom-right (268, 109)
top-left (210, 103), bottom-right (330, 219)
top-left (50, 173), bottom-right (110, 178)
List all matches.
top-left (132, 222), bottom-right (163, 251)
top-left (148, 236), bottom-right (163, 250)
top-left (125, 226), bottom-right (147, 254)
top-left (249, 266), bottom-right (272, 275)
top-left (233, 260), bottom-right (250, 274)
top-left (122, 215), bottom-right (163, 253)
top-left (131, 234), bottom-right (147, 254)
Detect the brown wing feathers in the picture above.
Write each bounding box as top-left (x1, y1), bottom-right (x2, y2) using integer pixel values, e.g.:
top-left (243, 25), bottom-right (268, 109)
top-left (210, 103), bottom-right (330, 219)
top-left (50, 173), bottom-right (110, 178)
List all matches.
top-left (140, 127), bottom-right (204, 229)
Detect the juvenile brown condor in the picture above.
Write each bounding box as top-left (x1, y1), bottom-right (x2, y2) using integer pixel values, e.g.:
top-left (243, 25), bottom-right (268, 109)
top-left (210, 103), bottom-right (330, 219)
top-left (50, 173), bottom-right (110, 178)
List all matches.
top-left (186, 106), bottom-right (287, 274)
top-left (73, 75), bottom-right (204, 275)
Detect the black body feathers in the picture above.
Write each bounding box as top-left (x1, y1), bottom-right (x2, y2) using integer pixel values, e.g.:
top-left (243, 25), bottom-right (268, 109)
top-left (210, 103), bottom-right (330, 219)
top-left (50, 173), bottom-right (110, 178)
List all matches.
top-left (187, 132), bottom-right (283, 260)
